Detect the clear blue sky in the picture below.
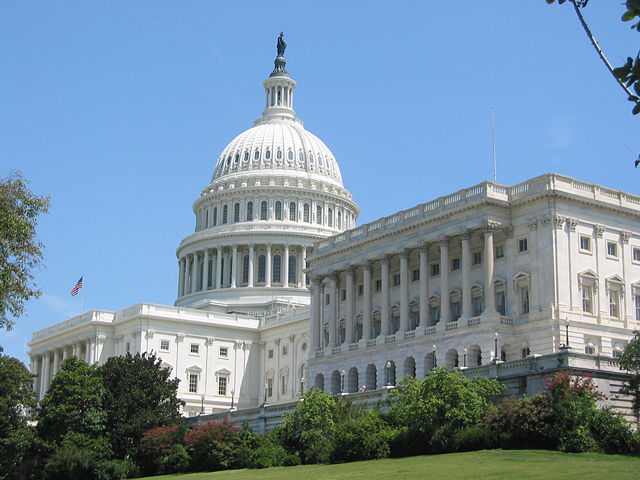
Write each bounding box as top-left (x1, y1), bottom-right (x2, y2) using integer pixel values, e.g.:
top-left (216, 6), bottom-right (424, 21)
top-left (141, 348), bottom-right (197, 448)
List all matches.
top-left (1, 1), bottom-right (637, 363)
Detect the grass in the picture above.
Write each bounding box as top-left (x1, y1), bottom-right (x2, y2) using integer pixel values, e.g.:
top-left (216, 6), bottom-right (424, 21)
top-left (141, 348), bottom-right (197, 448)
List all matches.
top-left (135, 450), bottom-right (640, 480)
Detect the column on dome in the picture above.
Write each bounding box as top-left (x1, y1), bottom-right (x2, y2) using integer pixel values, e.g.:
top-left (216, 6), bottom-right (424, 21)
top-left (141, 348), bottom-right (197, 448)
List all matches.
top-left (346, 267), bottom-right (355, 343)
top-left (178, 257), bottom-right (185, 298)
top-left (439, 237), bottom-right (450, 323)
top-left (311, 277), bottom-right (322, 351)
top-left (185, 254), bottom-right (192, 294)
top-left (222, 248), bottom-right (229, 288)
top-left (194, 251), bottom-right (201, 292)
top-left (461, 231), bottom-right (472, 318)
top-left (327, 275), bottom-right (337, 347)
top-left (380, 255), bottom-right (390, 337)
top-left (215, 247), bottom-right (222, 289)
top-left (231, 246), bottom-right (237, 288)
top-left (483, 223), bottom-right (497, 315)
top-left (265, 245), bottom-right (272, 288)
top-left (400, 249), bottom-right (409, 333)
top-left (283, 244), bottom-right (290, 288)
top-left (363, 261), bottom-right (372, 340)
top-left (248, 244), bottom-right (254, 287)
top-left (203, 249), bottom-right (210, 291)
top-left (301, 246), bottom-right (307, 287)
top-left (419, 244), bottom-right (429, 327)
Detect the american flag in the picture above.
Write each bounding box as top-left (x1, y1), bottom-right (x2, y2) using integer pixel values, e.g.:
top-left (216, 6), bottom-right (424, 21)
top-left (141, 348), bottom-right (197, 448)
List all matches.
top-left (70, 277), bottom-right (83, 296)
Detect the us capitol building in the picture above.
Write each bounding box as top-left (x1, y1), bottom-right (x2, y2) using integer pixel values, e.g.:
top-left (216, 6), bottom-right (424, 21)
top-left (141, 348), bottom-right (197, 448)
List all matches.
top-left (29, 36), bottom-right (639, 420)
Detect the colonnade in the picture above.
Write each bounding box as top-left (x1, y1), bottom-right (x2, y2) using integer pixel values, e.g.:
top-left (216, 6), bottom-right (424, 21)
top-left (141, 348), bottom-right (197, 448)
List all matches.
top-left (178, 243), bottom-right (309, 298)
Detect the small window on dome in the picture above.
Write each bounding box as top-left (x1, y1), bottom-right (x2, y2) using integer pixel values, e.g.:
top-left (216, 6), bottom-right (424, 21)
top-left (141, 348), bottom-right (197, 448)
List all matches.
top-left (265, 150), bottom-right (271, 160)
top-left (234, 154), bottom-right (239, 164)
top-left (244, 151), bottom-right (249, 162)
top-left (226, 156), bottom-right (231, 167)
top-left (254, 150), bottom-right (260, 160)
top-left (299, 151), bottom-right (304, 162)
top-left (277, 150), bottom-right (282, 160)
top-left (288, 150), bottom-right (293, 161)
top-left (309, 153), bottom-right (314, 163)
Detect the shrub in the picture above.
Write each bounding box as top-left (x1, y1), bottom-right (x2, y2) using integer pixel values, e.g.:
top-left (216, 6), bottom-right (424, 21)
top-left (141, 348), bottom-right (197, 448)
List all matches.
top-left (137, 423), bottom-right (187, 475)
top-left (251, 433), bottom-right (288, 468)
top-left (589, 408), bottom-right (636, 454)
top-left (254, 457), bottom-right (272, 469)
top-left (283, 454), bottom-right (301, 466)
top-left (558, 425), bottom-right (596, 453)
top-left (42, 446), bottom-right (97, 480)
top-left (94, 459), bottom-right (137, 480)
top-left (332, 409), bottom-right (394, 463)
top-left (454, 426), bottom-right (494, 452)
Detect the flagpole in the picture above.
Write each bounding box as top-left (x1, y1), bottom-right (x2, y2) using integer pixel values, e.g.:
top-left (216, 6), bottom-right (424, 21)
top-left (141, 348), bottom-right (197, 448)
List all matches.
top-left (80, 277), bottom-right (84, 314)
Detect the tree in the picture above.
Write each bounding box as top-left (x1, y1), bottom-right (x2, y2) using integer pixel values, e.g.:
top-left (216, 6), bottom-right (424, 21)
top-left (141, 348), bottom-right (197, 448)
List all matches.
top-left (0, 172), bottom-right (49, 330)
top-left (618, 330), bottom-right (640, 420)
top-left (0, 355), bottom-right (37, 479)
top-left (98, 352), bottom-right (183, 459)
top-left (546, 1), bottom-right (640, 116)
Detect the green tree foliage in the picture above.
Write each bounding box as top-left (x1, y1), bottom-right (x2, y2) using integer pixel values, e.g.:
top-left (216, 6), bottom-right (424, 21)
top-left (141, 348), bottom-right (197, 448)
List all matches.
top-left (137, 424), bottom-right (190, 475)
top-left (36, 357), bottom-right (107, 446)
top-left (97, 352), bottom-right (184, 459)
top-left (618, 330), bottom-right (640, 419)
top-left (0, 355), bottom-right (36, 479)
top-left (0, 172), bottom-right (49, 331)
top-left (389, 369), bottom-right (504, 454)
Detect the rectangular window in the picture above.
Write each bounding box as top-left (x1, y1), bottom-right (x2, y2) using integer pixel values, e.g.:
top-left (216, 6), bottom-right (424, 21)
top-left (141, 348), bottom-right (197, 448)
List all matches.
top-left (412, 269), bottom-right (420, 282)
top-left (473, 296), bottom-right (484, 316)
top-left (585, 345), bottom-right (595, 355)
top-left (429, 306), bottom-right (440, 325)
top-left (518, 238), bottom-right (528, 253)
top-left (431, 263), bottom-right (440, 277)
top-left (495, 244), bottom-right (504, 259)
top-left (609, 290), bottom-right (620, 318)
top-left (613, 349), bottom-right (622, 359)
top-left (451, 257), bottom-right (460, 271)
top-left (634, 247), bottom-right (640, 263)
top-left (188, 373), bottom-right (198, 393)
top-left (582, 286), bottom-right (593, 314)
top-left (472, 251), bottom-right (482, 265)
top-left (218, 376), bottom-right (227, 395)
top-left (281, 375), bottom-right (287, 395)
top-left (450, 301), bottom-right (461, 321)
top-left (160, 340), bottom-right (170, 351)
top-left (358, 284), bottom-right (363, 296)
top-left (393, 274), bottom-right (401, 286)
top-left (219, 347), bottom-right (228, 358)
top-left (268, 349), bottom-right (274, 359)
top-left (607, 241), bottom-right (618, 258)
top-left (520, 287), bottom-right (530, 314)
top-left (375, 279), bottom-right (382, 291)
top-left (282, 345), bottom-right (288, 356)
top-left (496, 292), bottom-right (506, 316)
top-left (580, 236), bottom-right (591, 252)
top-left (341, 289), bottom-right (346, 301)
top-left (325, 293), bottom-right (330, 305)
top-left (521, 347), bottom-right (530, 358)
top-left (190, 343), bottom-right (199, 355)
top-left (635, 294), bottom-right (640, 321)
top-left (267, 378), bottom-right (273, 397)
top-left (126, 342), bottom-right (130, 353)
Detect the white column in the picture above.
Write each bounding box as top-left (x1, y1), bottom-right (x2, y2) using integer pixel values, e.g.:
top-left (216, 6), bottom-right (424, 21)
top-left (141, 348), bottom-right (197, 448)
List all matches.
top-left (328, 275), bottom-right (337, 346)
top-left (231, 246), bottom-right (237, 288)
top-left (248, 244), bottom-right (254, 287)
top-left (86, 339), bottom-right (92, 363)
top-left (504, 227), bottom-right (515, 316)
top-left (311, 277), bottom-right (322, 351)
top-left (283, 244), bottom-right (290, 287)
top-left (194, 251), bottom-right (201, 292)
top-left (439, 236), bottom-right (450, 323)
top-left (363, 262), bottom-right (372, 340)
top-left (381, 256), bottom-right (390, 336)
top-left (483, 224), bottom-right (496, 315)
top-left (400, 250), bottom-right (409, 332)
top-left (185, 254), bottom-right (192, 294)
top-left (461, 231), bottom-right (472, 318)
top-left (419, 244), bottom-right (429, 327)
top-left (40, 353), bottom-right (50, 396)
top-left (215, 248), bottom-right (222, 289)
top-left (52, 349), bottom-right (61, 378)
top-left (265, 244), bottom-right (272, 288)
top-left (178, 257), bottom-right (185, 297)
top-left (346, 267), bottom-right (355, 343)
top-left (301, 246), bottom-right (308, 287)
top-left (203, 249), bottom-right (210, 291)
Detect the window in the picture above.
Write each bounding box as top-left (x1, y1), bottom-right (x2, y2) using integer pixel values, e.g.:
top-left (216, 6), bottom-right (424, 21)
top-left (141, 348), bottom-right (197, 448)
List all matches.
top-left (303, 203), bottom-right (310, 222)
top-left (188, 373), bottom-right (198, 393)
top-left (609, 290), bottom-right (620, 318)
top-left (268, 349), bottom-right (274, 359)
top-left (222, 205), bottom-right (228, 224)
top-left (213, 207), bottom-right (218, 226)
top-left (585, 345), bottom-right (595, 355)
top-left (495, 244), bottom-right (504, 259)
top-left (277, 149), bottom-right (282, 160)
top-left (325, 293), bottom-right (331, 305)
top-left (246, 201), bottom-right (253, 221)
top-left (218, 376), bottom-right (227, 395)
top-left (281, 375), bottom-right (287, 394)
top-left (328, 208), bottom-right (333, 227)
top-left (337, 211), bottom-right (342, 229)
top-left (358, 284), bottom-right (363, 296)
top-left (393, 274), bottom-right (401, 286)
top-left (635, 294), bottom-right (640, 321)
top-left (607, 241), bottom-right (618, 258)
top-left (126, 342), bottom-right (130, 353)
top-left (219, 347), bottom-right (228, 357)
top-left (160, 340), bottom-right (170, 351)
top-left (190, 343), bottom-right (199, 355)
top-left (375, 279), bottom-right (382, 291)
top-left (341, 289), bottom-right (346, 301)
top-left (496, 291), bottom-right (506, 316)
top-left (410, 269), bottom-right (419, 282)
top-left (580, 235), bottom-right (591, 252)
top-left (258, 255), bottom-right (266, 283)
top-left (260, 201), bottom-right (268, 220)
top-left (233, 203), bottom-right (240, 222)
top-left (521, 347), bottom-right (531, 358)
top-left (267, 378), bottom-right (273, 397)
top-left (582, 285), bottom-right (593, 314)
top-left (275, 201), bottom-right (282, 220)
top-left (431, 263), bottom-right (440, 277)
top-left (429, 305), bottom-right (440, 325)
top-left (316, 205), bottom-right (322, 225)
top-left (288, 150), bottom-right (293, 161)
top-left (288, 255), bottom-right (297, 284)
top-left (243, 255), bottom-right (249, 283)
top-left (518, 238), bottom-right (528, 252)
top-left (254, 149), bottom-right (260, 160)
top-left (633, 247), bottom-right (640, 263)
top-left (451, 257), bottom-right (460, 271)
top-left (451, 301), bottom-right (461, 321)
top-left (282, 345), bottom-right (288, 356)
top-left (289, 202), bottom-right (297, 221)
top-left (265, 149), bottom-right (271, 160)
top-left (472, 250), bottom-right (482, 265)
top-left (273, 255), bottom-right (281, 283)
top-left (613, 349), bottom-right (623, 359)
top-left (473, 296), bottom-right (484, 316)
top-left (519, 287), bottom-right (530, 314)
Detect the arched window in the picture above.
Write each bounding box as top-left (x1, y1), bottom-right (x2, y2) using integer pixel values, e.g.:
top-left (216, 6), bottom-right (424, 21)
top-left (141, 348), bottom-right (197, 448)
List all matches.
top-left (205, 209), bottom-right (209, 228)
top-left (275, 201), bottom-right (282, 220)
top-left (258, 255), bottom-right (266, 283)
top-left (222, 205), bottom-right (228, 224)
top-left (244, 151), bottom-right (249, 162)
top-left (277, 149), bottom-right (282, 160)
top-left (254, 150), bottom-right (260, 160)
top-left (327, 208), bottom-right (333, 227)
top-left (288, 255), bottom-right (297, 284)
top-left (265, 150), bottom-right (271, 160)
top-left (299, 151), bottom-right (304, 162)
top-left (289, 202), bottom-right (297, 221)
top-left (234, 153), bottom-right (239, 164)
top-left (260, 201), bottom-right (268, 220)
top-left (242, 255), bottom-right (249, 284)
top-left (337, 210), bottom-right (342, 229)
top-left (303, 203), bottom-right (310, 223)
top-left (213, 207), bottom-right (217, 226)
top-left (246, 201), bottom-right (253, 221)
top-left (288, 150), bottom-right (293, 161)
top-left (316, 205), bottom-right (322, 225)
top-left (233, 203), bottom-right (240, 222)
top-left (273, 255), bottom-right (281, 283)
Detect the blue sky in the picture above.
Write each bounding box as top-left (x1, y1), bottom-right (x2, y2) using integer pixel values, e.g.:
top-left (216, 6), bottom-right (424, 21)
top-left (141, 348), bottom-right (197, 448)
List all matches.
top-left (1, 1), bottom-right (637, 363)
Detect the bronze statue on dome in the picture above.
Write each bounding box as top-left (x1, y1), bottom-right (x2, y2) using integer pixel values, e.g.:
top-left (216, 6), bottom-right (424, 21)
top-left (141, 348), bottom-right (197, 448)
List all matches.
top-left (277, 32), bottom-right (286, 57)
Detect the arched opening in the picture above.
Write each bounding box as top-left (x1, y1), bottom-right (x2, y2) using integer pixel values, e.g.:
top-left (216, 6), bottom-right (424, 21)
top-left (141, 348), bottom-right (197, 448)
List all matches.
top-left (303, 203), bottom-right (310, 222)
top-left (424, 352), bottom-right (436, 373)
top-left (213, 207), bottom-right (218, 226)
top-left (258, 255), bottom-right (266, 283)
top-left (445, 349), bottom-right (459, 369)
top-left (328, 208), bottom-right (333, 227)
top-left (246, 201), bottom-right (253, 221)
top-left (222, 205), bottom-right (228, 224)
top-left (233, 203), bottom-right (240, 222)
top-left (289, 202), bottom-right (297, 221)
top-left (273, 255), bottom-right (281, 283)
top-left (347, 367), bottom-right (359, 393)
top-left (501, 343), bottom-right (515, 362)
top-left (468, 345), bottom-right (482, 367)
top-left (330, 370), bottom-right (341, 394)
top-left (365, 364), bottom-right (377, 390)
top-left (288, 255), bottom-right (297, 284)
top-left (403, 356), bottom-right (416, 378)
top-left (260, 201), bottom-right (268, 220)
top-left (383, 360), bottom-right (396, 386)
top-left (314, 373), bottom-right (325, 392)
top-left (275, 201), bottom-right (282, 220)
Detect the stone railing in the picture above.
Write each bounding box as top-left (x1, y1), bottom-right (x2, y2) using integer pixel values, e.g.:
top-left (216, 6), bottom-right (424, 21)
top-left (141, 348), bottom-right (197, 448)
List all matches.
top-left (31, 310), bottom-right (115, 341)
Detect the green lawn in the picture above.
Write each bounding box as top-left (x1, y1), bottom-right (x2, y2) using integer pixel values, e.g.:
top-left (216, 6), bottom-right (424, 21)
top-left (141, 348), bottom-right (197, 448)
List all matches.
top-left (135, 450), bottom-right (640, 480)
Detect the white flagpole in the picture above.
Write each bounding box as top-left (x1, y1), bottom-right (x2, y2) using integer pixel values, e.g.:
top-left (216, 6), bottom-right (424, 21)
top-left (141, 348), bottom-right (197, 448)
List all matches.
top-left (80, 277), bottom-right (84, 314)
top-left (491, 106), bottom-right (497, 183)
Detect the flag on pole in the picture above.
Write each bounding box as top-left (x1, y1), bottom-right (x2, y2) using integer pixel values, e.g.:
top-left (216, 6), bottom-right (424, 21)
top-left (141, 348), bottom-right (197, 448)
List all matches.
top-left (70, 277), bottom-right (83, 296)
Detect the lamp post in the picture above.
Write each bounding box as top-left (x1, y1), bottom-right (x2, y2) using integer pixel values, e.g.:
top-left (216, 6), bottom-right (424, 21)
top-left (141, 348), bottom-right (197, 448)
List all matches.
top-left (340, 369), bottom-right (346, 393)
top-left (385, 360), bottom-right (391, 387)
top-left (230, 389), bottom-right (236, 411)
top-left (432, 344), bottom-right (437, 369)
top-left (560, 318), bottom-right (571, 349)
top-left (493, 331), bottom-right (500, 362)
top-left (263, 382), bottom-right (268, 407)
top-left (200, 394), bottom-right (205, 415)
top-left (300, 376), bottom-right (305, 396)
top-left (463, 347), bottom-right (468, 368)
